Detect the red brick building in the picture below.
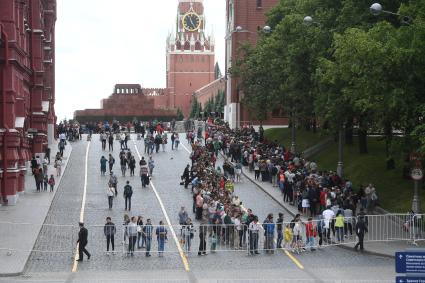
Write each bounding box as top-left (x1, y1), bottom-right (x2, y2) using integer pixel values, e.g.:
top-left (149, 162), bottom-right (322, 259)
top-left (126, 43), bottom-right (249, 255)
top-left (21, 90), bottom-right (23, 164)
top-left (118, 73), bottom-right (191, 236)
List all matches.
top-left (224, 0), bottom-right (288, 128)
top-left (0, 0), bottom-right (57, 205)
top-left (74, 84), bottom-right (177, 122)
top-left (194, 78), bottom-right (225, 108)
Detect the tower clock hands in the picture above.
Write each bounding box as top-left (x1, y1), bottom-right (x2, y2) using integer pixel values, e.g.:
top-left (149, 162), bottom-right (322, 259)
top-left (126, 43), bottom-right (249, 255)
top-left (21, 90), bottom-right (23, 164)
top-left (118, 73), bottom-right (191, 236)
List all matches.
top-left (189, 16), bottom-right (195, 29)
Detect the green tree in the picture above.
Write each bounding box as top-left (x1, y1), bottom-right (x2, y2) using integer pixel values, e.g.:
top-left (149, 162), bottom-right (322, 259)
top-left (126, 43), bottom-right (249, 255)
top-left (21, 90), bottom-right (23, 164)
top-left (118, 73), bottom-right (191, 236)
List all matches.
top-left (176, 108), bottom-right (184, 121)
top-left (189, 97), bottom-right (199, 118)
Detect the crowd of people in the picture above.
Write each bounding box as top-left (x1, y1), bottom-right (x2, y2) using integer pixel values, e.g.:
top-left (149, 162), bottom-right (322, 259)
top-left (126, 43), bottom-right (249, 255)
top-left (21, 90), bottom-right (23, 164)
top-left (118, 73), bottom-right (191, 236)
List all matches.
top-left (73, 117), bottom-right (380, 262)
top-left (179, 118), bottom-right (373, 254)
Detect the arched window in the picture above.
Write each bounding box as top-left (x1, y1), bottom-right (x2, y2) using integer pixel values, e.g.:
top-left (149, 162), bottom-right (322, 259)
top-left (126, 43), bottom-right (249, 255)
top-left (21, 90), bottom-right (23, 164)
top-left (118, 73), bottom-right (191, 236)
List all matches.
top-left (195, 42), bottom-right (202, 50)
top-left (256, 0), bottom-right (262, 8)
top-left (184, 42), bottom-right (190, 50)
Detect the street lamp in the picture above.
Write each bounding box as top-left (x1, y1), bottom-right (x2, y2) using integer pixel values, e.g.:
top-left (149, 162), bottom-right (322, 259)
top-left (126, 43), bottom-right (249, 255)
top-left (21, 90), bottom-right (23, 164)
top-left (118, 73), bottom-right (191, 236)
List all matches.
top-left (370, 3), bottom-right (412, 25)
top-left (370, 4), bottom-right (418, 212)
top-left (303, 15), bottom-right (344, 177)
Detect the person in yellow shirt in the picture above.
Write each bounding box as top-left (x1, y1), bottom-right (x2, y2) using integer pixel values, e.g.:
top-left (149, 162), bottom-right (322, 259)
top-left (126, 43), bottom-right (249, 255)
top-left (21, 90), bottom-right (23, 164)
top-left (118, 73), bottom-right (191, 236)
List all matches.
top-left (335, 211), bottom-right (344, 242)
top-left (284, 224), bottom-right (293, 250)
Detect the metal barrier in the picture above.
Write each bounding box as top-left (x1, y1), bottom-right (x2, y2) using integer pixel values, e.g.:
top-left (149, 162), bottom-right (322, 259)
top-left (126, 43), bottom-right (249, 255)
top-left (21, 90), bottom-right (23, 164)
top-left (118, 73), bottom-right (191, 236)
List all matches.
top-left (0, 213), bottom-right (423, 256)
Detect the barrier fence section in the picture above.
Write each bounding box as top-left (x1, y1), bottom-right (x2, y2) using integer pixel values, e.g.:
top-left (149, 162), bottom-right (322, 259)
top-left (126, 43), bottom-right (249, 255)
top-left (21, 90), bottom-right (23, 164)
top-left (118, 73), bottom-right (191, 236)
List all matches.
top-left (1, 213), bottom-right (423, 256)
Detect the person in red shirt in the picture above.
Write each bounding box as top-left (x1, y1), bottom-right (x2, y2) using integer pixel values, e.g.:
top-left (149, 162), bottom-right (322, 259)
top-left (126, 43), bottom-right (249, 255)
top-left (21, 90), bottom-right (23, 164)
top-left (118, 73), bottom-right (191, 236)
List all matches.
top-left (305, 217), bottom-right (317, 251)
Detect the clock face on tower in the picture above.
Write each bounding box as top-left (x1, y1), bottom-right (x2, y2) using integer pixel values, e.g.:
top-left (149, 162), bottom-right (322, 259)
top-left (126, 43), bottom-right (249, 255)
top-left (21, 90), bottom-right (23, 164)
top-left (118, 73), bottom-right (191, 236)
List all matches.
top-left (182, 12), bottom-right (201, 32)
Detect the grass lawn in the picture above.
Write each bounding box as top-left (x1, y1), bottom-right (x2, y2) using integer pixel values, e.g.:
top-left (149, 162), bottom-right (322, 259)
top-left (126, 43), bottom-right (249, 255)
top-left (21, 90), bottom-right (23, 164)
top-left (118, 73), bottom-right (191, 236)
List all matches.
top-left (311, 137), bottom-right (418, 213)
top-left (264, 128), bottom-right (328, 153)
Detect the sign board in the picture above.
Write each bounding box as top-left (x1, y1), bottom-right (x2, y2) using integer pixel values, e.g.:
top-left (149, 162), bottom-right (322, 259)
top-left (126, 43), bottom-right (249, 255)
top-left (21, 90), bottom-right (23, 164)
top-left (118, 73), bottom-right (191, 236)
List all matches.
top-left (396, 276), bottom-right (425, 283)
top-left (411, 168), bottom-right (424, 181)
top-left (396, 252), bottom-right (425, 274)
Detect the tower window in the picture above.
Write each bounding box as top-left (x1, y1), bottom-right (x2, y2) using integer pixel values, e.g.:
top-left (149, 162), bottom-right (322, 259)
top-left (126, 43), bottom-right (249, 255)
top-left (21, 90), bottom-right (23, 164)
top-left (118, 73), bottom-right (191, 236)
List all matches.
top-left (256, 0), bottom-right (262, 8)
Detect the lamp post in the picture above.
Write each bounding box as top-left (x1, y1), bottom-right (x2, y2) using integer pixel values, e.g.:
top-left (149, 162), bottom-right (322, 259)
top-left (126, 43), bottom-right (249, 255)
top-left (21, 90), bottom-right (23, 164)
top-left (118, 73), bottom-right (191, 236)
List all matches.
top-left (370, 4), bottom-right (418, 212)
top-left (304, 15), bottom-right (344, 177)
top-left (370, 3), bottom-right (412, 24)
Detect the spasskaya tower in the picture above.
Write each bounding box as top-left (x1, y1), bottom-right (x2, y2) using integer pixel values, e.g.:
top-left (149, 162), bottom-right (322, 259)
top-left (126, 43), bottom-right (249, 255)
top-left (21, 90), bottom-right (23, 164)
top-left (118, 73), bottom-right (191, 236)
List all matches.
top-left (166, 0), bottom-right (215, 117)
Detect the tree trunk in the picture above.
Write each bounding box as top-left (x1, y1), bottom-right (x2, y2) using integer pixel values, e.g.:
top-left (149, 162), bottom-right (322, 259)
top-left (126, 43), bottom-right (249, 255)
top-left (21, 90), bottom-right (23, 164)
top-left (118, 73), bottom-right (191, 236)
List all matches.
top-left (312, 118), bottom-right (317, 133)
top-left (345, 118), bottom-right (353, 145)
top-left (358, 117), bottom-right (368, 154)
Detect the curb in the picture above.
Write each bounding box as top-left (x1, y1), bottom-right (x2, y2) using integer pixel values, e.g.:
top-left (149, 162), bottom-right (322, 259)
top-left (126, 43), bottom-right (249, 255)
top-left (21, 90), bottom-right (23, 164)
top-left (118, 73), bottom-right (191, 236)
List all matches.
top-left (0, 142), bottom-right (74, 277)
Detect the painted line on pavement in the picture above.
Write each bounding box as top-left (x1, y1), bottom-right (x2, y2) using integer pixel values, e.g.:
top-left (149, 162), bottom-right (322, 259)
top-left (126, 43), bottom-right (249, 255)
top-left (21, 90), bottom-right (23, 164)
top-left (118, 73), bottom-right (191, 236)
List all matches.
top-left (180, 142), bottom-right (191, 154)
top-left (133, 140), bottom-right (190, 272)
top-left (71, 140), bottom-right (91, 273)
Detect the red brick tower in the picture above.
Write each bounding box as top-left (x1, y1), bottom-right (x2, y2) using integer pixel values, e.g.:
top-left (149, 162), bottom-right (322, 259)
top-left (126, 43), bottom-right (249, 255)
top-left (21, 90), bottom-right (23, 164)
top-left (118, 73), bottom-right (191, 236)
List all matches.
top-left (166, 0), bottom-right (215, 117)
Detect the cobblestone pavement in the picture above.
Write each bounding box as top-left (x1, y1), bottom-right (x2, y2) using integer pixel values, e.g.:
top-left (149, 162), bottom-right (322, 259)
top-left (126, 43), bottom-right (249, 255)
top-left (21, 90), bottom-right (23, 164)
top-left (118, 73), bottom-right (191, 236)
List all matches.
top-left (20, 134), bottom-right (396, 282)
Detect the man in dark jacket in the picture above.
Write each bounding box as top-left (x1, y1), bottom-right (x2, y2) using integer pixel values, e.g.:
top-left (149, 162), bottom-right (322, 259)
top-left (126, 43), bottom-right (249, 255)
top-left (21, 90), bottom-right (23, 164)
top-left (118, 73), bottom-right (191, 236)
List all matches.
top-left (77, 222), bottom-right (91, 261)
top-left (104, 217), bottom-right (116, 254)
top-left (182, 164), bottom-right (190, 189)
top-left (354, 216), bottom-right (368, 251)
top-left (123, 181), bottom-right (133, 211)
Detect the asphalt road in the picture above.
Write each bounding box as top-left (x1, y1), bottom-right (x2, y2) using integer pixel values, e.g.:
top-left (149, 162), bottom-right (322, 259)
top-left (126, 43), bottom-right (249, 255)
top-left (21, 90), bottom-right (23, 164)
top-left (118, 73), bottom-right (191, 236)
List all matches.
top-left (17, 134), bottom-right (395, 282)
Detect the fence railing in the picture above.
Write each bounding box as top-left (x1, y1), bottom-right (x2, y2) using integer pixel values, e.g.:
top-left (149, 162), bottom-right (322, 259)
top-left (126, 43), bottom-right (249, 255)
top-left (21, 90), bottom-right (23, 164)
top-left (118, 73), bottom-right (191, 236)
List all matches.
top-left (1, 213), bottom-right (423, 256)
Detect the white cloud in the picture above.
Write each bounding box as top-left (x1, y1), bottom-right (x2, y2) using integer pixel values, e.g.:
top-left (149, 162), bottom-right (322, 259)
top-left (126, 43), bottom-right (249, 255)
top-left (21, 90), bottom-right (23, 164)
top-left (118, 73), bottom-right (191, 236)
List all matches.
top-left (55, 0), bottom-right (225, 120)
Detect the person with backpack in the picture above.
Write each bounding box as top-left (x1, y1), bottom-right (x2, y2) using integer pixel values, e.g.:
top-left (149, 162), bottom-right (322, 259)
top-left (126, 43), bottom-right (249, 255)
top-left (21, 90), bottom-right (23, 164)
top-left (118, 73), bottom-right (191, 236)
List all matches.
top-left (123, 181), bottom-right (133, 211)
top-left (171, 132), bottom-right (176, 150)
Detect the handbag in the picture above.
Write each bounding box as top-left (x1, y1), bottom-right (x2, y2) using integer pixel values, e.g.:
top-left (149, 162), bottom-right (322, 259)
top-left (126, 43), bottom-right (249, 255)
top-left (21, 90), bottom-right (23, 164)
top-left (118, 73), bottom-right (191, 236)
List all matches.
top-left (137, 225), bottom-right (142, 233)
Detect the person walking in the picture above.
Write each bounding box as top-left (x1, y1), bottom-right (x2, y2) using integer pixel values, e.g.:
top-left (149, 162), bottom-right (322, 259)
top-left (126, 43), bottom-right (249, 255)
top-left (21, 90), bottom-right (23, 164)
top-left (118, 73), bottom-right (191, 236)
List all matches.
top-left (174, 133), bottom-right (180, 150)
top-left (127, 216), bottom-right (138, 256)
top-left (123, 181), bottom-right (133, 211)
top-left (161, 132), bottom-right (167, 152)
top-left (101, 132), bottom-right (107, 151)
top-left (128, 156), bottom-right (136, 177)
top-left (354, 216), bottom-right (368, 251)
top-left (104, 217), bottom-right (116, 255)
top-left (156, 220), bottom-right (167, 257)
top-left (34, 167), bottom-right (43, 192)
top-left (54, 157), bottom-right (62, 177)
top-left (108, 133), bottom-right (114, 151)
top-left (107, 184), bottom-right (115, 210)
top-left (148, 156), bottom-right (155, 176)
top-left (140, 161), bottom-right (149, 188)
top-left (58, 139), bottom-right (65, 157)
top-left (48, 175), bottom-right (55, 192)
top-left (120, 154), bottom-right (127, 177)
top-left (100, 156), bottom-right (108, 176)
top-left (143, 219), bottom-right (154, 257)
top-left (108, 154), bottom-right (115, 173)
top-left (76, 222), bottom-right (91, 261)
top-left (182, 164), bottom-right (191, 189)
top-left (171, 132), bottom-right (175, 150)
top-left (109, 172), bottom-right (118, 197)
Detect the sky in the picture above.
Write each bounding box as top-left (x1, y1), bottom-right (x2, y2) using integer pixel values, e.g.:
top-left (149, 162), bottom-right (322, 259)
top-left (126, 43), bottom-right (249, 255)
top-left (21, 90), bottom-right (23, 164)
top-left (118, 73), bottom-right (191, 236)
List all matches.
top-left (55, 0), bottom-right (226, 120)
